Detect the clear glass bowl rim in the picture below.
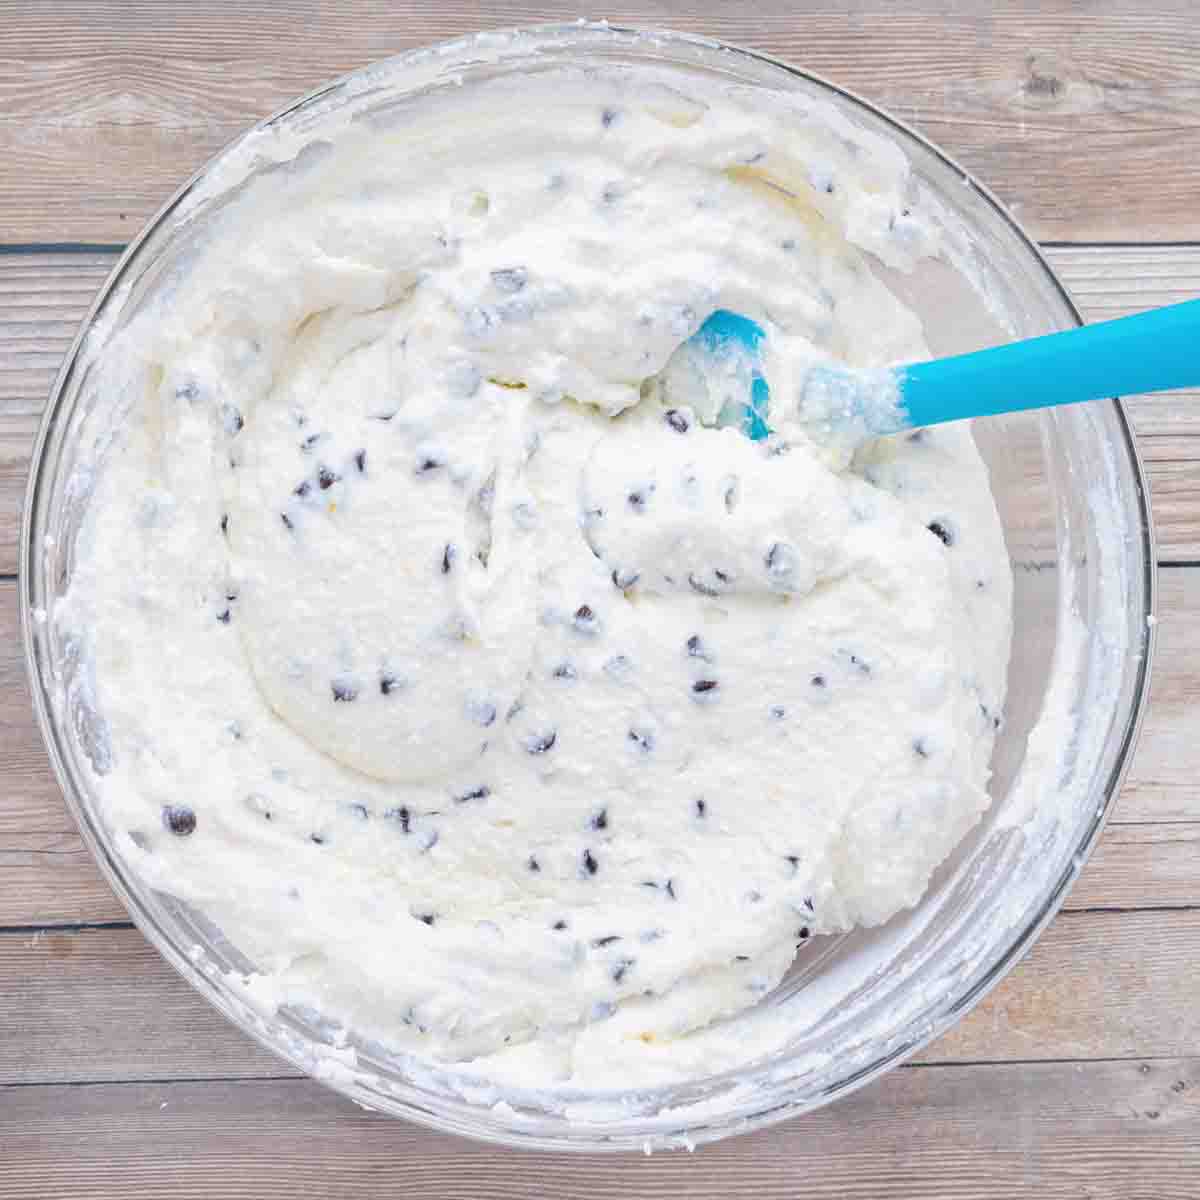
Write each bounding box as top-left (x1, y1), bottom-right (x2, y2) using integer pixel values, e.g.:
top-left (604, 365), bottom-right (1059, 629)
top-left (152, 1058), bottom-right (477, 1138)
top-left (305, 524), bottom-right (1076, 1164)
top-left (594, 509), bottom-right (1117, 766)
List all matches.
top-left (20, 21), bottom-right (1157, 1152)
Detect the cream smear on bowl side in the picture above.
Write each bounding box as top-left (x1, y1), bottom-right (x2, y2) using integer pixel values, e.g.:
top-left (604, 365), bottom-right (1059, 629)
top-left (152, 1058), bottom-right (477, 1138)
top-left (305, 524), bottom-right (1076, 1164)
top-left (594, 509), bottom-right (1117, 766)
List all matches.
top-left (58, 62), bottom-right (1012, 1092)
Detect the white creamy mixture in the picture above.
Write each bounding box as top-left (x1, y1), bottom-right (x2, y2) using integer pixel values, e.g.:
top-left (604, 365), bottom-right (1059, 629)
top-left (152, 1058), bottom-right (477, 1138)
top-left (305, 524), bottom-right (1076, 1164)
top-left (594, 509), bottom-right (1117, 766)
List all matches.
top-left (64, 65), bottom-right (1012, 1088)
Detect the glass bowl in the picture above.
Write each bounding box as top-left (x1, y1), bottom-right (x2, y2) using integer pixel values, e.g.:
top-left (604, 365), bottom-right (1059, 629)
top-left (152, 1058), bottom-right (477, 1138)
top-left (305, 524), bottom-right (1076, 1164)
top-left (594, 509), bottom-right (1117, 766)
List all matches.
top-left (21, 23), bottom-right (1154, 1151)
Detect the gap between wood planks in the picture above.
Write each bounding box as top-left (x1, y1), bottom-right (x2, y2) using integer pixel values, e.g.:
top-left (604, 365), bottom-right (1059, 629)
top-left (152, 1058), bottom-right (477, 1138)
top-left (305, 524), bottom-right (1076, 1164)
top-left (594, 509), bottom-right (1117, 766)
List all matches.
top-left (5, 244), bottom-right (1200, 564)
top-left (4, 0), bottom-right (1200, 247)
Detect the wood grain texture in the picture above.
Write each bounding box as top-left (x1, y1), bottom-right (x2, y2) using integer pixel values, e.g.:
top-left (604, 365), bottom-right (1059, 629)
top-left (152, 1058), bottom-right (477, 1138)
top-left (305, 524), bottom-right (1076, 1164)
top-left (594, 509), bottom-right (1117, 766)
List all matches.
top-left (928, 911), bottom-right (1200, 1064)
top-left (0, 926), bottom-right (291, 1085)
top-left (1, 907), bottom-right (1197, 1086)
top-left (3, 1), bottom-right (1200, 243)
top-left (1067, 821), bottom-right (1200, 911)
top-left (2, 8), bottom-right (1199, 1178)
top-left (1117, 571), bottom-right (1200, 824)
top-left (0, 833), bottom-right (119, 927)
top-left (1, 567), bottom-right (1197, 927)
top-left (1, 1063), bottom-right (1197, 1199)
top-left (2, 246), bottom-right (1198, 572)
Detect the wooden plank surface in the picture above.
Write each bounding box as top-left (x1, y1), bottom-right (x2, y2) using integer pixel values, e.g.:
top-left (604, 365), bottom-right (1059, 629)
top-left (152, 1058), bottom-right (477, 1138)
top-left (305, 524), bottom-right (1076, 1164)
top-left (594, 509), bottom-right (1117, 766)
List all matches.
top-left (1, 567), bottom-right (1198, 927)
top-left (3, 247), bottom-right (1199, 573)
top-left (2, 908), bottom-right (1198, 1088)
top-left (3, 1), bottom-right (1200, 244)
top-left (1, 4), bottom-right (1199, 1189)
top-left (2, 1063), bottom-right (1197, 1198)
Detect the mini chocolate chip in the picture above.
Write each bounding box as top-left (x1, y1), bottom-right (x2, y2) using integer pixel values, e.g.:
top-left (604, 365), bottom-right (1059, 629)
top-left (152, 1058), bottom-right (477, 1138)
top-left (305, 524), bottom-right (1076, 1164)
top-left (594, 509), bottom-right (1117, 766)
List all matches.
top-left (553, 919), bottom-right (568, 931)
top-left (353, 449), bottom-right (367, 473)
top-left (695, 797), bottom-right (707, 818)
top-left (280, 512), bottom-right (295, 531)
top-left (601, 107), bottom-right (618, 128)
top-left (723, 476), bottom-right (740, 513)
top-left (416, 451), bottom-right (446, 475)
top-left (665, 408), bottom-right (690, 433)
top-left (380, 673), bottom-right (403, 696)
top-left (611, 958), bottom-right (634, 984)
top-left (735, 955), bottom-right (751, 962)
top-left (505, 698), bottom-right (524, 723)
top-left (523, 730), bottom-right (557, 755)
top-left (552, 662), bottom-right (578, 681)
top-left (907, 429), bottom-right (927, 444)
top-left (590, 808), bottom-right (608, 830)
top-left (785, 854), bottom-right (800, 872)
top-left (770, 705), bottom-right (786, 719)
top-left (216, 608), bottom-right (232, 624)
top-left (441, 543), bottom-right (456, 574)
top-left (527, 855), bottom-right (541, 873)
top-left (300, 432), bottom-right (324, 452)
top-left (347, 803), bottom-right (369, 821)
top-left (162, 805), bottom-right (196, 836)
top-left (714, 568), bottom-right (732, 585)
top-left (628, 489), bottom-right (648, 511)
top-left (628, 727), bottom-right (655, 753)
top-left (688, 573), bottom-right (719, 598)
top-left (221, 404), bottom-right (244, 435)
top-left (804, 897), bottom-right (815, 912)
top-left (310, 833), bottom-right (326, 846)
top-left (927, 520), bottom-right (954, 547)
top-left (593, 935), bottom-right (621, 948)
top-left (466, 699), bottom-right (498, 727)
top-left (384, 806), bottom-right (411, 833)
top-left (331, 681), bottom-right (358, 703)
top-left (686, 634), bottom-right (709, 660)
top-left (417, 912), bottom-right (436, 926)
top-left (454, 785), bottom-right (491, 803)
top-left (582, 849), bottom-right (599, 876)
top-left (666, 879), bottom-right (676, 900)
top-left (572, 604), bottom-right (600, 635)
top-left (604, 654), bottom-right (633, 679)
top-left (691, 679), bottom-right (719, 696)
top-left (612, 567), bottom-right (640, 590)
top-left (318, 466), bottom-right (339, 490)
top-left (220, 513), bottom-right (229, 536)
top-left (913, 738), bottom-right (931, 759)
top-left (294, 480), bottom-right (311, 498)
top-left (491, 266), bottom-right (528, 293)
top-left (797, 926), bottom-right (810, 940)
top-left (811, 674), bottom-right (827, 688)
top-left (475, 477), bottom-right (495, 515)
top-left (765, 541), bottom-right (796, 580)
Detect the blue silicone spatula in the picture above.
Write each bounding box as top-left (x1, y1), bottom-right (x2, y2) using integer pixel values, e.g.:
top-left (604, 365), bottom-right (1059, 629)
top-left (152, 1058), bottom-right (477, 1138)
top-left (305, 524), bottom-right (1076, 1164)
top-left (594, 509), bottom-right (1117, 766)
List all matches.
top-left (690, 299), bottom-right (1200, 445)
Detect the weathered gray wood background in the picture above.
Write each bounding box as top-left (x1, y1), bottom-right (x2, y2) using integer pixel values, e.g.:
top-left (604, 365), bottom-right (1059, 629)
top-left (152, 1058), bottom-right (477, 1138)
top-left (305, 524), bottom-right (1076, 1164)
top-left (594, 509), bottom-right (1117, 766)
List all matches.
top-left (1, 3), bottom-right (1198, 1195)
